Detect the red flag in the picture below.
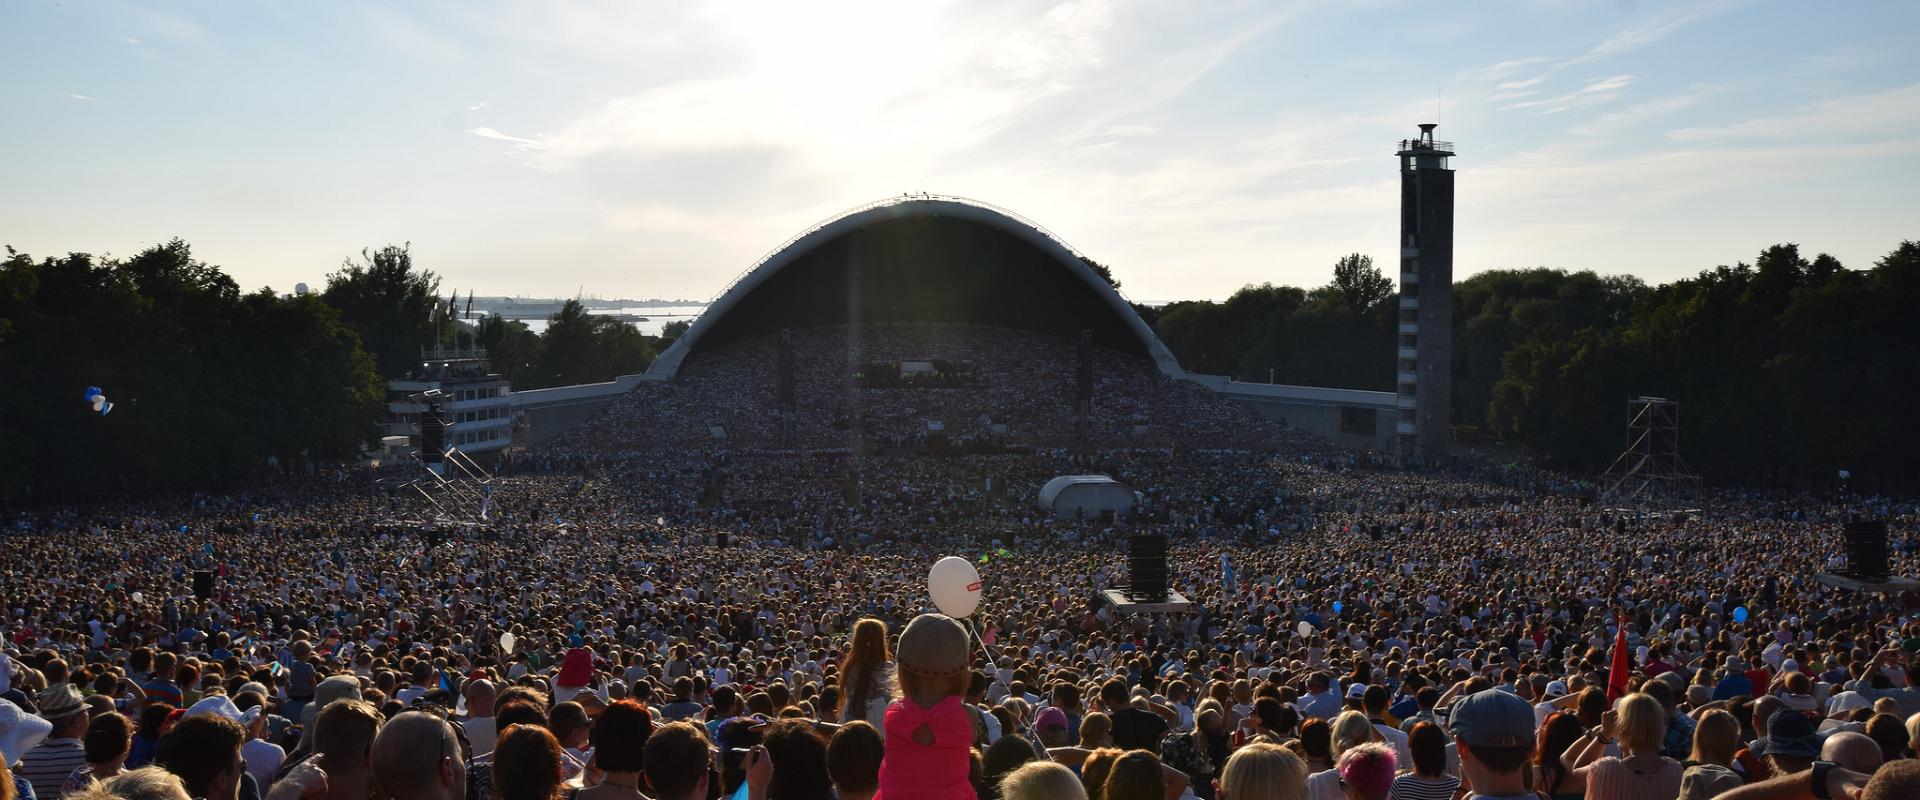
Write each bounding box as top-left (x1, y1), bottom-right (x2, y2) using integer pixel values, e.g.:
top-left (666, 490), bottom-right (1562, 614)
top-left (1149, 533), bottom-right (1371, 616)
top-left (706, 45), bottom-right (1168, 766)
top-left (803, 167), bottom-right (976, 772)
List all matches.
top-left (1606, 613), bottom-right (1631, 702)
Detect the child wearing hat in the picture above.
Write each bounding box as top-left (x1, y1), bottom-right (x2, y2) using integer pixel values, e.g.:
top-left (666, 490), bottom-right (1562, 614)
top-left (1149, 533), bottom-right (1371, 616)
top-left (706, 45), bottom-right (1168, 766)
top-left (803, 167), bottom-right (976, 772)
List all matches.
top-left (875, 613), bottom-right (976, 800)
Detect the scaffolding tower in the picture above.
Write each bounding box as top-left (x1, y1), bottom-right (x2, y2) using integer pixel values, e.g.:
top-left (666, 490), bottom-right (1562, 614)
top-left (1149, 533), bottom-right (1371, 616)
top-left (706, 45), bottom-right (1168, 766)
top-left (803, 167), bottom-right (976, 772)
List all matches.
top-left (400, 389), bottom-right (502, 524)
top-left (1601, 396), bottom-right (1702, 503)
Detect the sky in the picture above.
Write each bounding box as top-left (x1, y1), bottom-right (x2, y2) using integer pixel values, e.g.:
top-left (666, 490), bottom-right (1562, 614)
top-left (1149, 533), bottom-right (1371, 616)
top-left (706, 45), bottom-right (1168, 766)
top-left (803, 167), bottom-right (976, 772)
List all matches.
top-left (3, 1), bottom-right (1917, 304)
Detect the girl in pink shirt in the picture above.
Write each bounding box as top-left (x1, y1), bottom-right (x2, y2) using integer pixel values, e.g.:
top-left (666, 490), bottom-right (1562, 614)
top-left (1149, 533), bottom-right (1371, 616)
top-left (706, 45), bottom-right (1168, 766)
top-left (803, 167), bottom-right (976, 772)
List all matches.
top-left (875, 613), bottom-right (976, 800)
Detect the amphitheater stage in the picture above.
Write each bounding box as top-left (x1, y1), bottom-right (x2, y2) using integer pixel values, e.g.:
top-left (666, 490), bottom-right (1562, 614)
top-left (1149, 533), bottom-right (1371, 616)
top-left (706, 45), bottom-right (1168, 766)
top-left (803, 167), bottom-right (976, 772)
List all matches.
top-left (1101, 589), bottom-right (1198, 614)
top-left (1815, 573), bottom-right (1920, 594)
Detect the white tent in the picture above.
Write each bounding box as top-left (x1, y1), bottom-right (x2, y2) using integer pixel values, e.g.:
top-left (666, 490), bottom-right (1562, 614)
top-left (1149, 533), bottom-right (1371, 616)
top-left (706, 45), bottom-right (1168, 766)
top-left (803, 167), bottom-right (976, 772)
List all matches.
top-left (1037, 475), bottom-right (1136, 519)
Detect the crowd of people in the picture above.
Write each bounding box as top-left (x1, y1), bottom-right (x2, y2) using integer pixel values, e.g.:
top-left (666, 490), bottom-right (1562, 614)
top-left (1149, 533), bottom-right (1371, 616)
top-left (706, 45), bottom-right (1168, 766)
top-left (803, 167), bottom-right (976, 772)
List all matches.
top-left (543, 325), bottom-right (1334, 456)
top-left (4, 323), bottom-right (1920, 800)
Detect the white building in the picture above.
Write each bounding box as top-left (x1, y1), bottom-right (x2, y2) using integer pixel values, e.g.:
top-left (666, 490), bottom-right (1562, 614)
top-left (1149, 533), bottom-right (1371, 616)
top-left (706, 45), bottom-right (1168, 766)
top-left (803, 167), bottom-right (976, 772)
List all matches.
top-left (385, 346), bottom-right (514, 460)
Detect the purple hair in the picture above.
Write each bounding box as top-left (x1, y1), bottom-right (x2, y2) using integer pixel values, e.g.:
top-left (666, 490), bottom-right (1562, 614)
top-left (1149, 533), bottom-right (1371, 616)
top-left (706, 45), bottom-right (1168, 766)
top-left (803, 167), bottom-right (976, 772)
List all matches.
top-left (1337, 742), bottom-right (1397, 798)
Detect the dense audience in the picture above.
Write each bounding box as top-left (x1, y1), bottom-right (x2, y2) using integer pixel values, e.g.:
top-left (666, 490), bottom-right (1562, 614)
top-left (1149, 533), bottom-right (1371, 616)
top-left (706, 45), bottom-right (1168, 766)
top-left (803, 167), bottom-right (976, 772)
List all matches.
top-left (3, 322), bottom-right (1919, 800)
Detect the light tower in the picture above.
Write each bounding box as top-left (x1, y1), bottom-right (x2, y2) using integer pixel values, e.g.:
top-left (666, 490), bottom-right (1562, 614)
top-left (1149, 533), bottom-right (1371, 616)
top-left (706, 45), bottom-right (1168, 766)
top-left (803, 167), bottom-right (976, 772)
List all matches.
top-left (1395, 124), bottom-right (1454, 462)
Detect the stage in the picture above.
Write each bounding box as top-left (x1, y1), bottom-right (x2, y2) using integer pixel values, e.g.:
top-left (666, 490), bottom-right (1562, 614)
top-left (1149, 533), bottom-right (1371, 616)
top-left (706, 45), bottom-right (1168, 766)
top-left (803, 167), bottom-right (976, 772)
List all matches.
top-left (1101, 589), bottom-right (1197, 614)
top-left (1815, 573), bottom-right (1920, 594)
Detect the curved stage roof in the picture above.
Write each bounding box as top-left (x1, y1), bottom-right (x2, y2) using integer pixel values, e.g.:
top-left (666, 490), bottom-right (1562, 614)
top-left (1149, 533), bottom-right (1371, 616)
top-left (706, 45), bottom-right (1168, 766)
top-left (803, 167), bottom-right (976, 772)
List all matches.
top-left (646, 196), bottom-right (1185, 379)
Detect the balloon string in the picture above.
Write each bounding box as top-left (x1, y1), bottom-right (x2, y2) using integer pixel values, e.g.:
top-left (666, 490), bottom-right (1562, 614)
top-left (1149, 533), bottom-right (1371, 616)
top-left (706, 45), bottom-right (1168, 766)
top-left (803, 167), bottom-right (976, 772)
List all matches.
top-left (963, 616), bottom-right (1006, 683)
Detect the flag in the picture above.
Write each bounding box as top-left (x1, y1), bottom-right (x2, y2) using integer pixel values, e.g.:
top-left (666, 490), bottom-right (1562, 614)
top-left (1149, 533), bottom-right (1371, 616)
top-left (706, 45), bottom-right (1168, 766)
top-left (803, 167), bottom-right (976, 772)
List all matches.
top-left (1222, 553), bottom-right (1236, 592)
top-left (1606, 612), bottom-right (1631, 702)
top-left (464, 290), bottom-right (474, 321)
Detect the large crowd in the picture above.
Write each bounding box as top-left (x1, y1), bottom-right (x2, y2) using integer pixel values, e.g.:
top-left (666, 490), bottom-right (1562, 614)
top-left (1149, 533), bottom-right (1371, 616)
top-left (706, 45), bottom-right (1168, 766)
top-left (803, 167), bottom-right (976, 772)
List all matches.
top-left (3, 324), bottom-right (1920, 800)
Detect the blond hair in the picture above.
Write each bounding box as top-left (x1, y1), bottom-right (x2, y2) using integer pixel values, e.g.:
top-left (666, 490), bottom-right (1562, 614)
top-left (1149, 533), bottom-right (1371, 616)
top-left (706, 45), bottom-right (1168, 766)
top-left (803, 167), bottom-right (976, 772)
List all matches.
top-left (69, 767), bottom-right (191, 800)
top-left (1616, 694), bottom-right (1667, 755)
top-left (1330, 711), bottom-right (1376, 758)
top-left (1221, 743), bottom-right (1308, 800)
top-left (1080, 712), bottom-right (1114, 747)
top-left (1000, 761), bottom-right (1088, 800)
top-left (1689, 708), bottom-right (1739, 766)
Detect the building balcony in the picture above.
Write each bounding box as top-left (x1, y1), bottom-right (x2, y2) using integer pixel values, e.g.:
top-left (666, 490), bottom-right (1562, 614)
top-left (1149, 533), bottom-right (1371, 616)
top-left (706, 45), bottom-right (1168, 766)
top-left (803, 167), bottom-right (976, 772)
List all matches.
top-left (1400, 297), bottom-right (1419, 310)
top-left (1397, 370), bottom-right (1417, 385)
top-left (1397, 395), bottom-right (1417, 409)
top-left (1396, 420), bottom-right (1417, 435)
top-left (1398, 347), bottom-right (1418, 360)
top-left (1401, 246), bottom-right (1419, 258)
top-left (1398, 322), bottom-right (1419, 334)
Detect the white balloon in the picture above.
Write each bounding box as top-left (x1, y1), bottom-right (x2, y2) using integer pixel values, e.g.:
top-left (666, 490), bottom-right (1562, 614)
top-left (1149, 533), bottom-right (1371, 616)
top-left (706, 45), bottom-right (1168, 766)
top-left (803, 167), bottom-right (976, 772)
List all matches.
top-left (1297, 621), bottom-right (1314, 637)
top-left (928, 556), bottom-right (982, 618)
top-left (500, 632), bottom-right (517, 653)
top-left (294, 282), bottom-right (311, 296)
top-left (131, 591), bottom-right (144, 604)
top-left (91, 397), bottom-right (106, 411)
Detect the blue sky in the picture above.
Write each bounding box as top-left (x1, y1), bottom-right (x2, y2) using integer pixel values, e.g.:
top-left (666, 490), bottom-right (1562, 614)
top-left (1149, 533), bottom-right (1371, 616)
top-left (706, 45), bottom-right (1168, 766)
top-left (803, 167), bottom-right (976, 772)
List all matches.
top-left (3, 0), bottom-right (1916, 303)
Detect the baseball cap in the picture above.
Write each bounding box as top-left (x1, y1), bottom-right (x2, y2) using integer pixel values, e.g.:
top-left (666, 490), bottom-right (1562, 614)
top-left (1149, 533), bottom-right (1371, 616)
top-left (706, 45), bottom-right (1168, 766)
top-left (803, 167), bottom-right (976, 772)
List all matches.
top-left (1544, 680), bottom-right (1570, 698)
top-left (1346, 683), bottom-right (1368, 699)
top-left (1035, 707), bottom-right (1068, 729)
top-left (1446, 689), bottom-right (1535, 748)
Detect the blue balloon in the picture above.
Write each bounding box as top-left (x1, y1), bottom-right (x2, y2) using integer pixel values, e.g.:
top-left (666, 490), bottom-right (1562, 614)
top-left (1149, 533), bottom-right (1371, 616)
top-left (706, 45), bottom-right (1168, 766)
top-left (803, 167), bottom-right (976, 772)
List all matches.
top-left (178, 525), bottom-right (188, 533)
top-left (84, 386), bottom-right (101, 401)
top-left (1333, 601), bottom-right (1344, 614)
top-left (1733, 606), bottom-right (1749, 623)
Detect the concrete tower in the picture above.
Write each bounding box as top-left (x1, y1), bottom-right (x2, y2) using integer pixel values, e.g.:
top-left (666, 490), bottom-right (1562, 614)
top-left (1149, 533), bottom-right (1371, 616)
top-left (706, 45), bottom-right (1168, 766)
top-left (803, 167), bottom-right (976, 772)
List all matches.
top-left (1395, 124), bottom-right (1454, 462)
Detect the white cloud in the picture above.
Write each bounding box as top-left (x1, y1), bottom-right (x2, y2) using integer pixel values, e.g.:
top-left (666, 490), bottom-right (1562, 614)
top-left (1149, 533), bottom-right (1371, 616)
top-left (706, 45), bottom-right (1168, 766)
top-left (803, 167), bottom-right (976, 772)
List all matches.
top-left (68, 93), bottom-right (98, 101)
top-left (1667, 83), bottom-right (1920, 142)
top-left (1473, 0), bottom-right (1742, 105)
top-left (1577, 89), bottom-right (1712, 137)
top-left (1478, 57), bottom-right (1551, 82)
top-left (467, 127), bottom-right (543, 149)
top-left (468, 101), bottom-right (489, 112)
top-left (1502, 74), bottom-right (1634, 113)
top-left (120, 36), bottom-right (140, 45)
top-left (1564, 0), bottom-right (1746, 66)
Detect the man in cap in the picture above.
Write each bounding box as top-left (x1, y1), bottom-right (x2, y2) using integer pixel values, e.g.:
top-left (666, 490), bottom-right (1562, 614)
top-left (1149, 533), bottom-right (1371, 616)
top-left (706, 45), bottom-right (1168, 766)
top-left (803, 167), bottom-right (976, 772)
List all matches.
top-left (1447, 689), bottom-right (1536, 800)
top-left (20, 684), bottom-right (89, 798)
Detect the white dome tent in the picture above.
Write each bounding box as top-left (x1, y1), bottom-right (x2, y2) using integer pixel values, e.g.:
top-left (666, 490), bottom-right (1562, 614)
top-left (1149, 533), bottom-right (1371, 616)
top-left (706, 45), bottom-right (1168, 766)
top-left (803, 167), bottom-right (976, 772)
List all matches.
top-left (1037, 475), bottom-right (1137, 519)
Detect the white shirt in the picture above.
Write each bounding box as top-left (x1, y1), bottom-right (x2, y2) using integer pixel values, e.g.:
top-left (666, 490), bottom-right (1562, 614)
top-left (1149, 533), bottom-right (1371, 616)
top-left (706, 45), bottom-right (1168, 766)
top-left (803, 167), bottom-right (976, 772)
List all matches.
top-left (243, 739), bottom-right (285, 790)
top-left (1373, 721), bottom-right (1413, 774)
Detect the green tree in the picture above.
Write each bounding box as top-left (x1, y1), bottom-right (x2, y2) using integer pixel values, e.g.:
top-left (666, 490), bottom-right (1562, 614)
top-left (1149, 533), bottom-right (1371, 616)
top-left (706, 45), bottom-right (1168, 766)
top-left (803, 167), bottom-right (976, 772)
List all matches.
top-left (0, 240), bottom-right (380, 506)
top-left (537, 300), bottom-right (600, 386)
top-left (1081, 256), bottom-right (1122, 290)
top-left (1330, 253), bottom-right (1392, 317)
top-left (321, 243), bottom-right (442, 378)
top-left (476, 314), bottom-right (543, 387)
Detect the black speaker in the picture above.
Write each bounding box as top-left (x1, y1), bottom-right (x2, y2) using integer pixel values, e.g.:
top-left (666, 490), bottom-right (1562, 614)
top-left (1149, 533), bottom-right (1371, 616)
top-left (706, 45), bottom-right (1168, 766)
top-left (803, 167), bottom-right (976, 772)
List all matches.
top-left (1845, 518), bottom-right (1890, 581)
top-left (1127, 534), bottom-right (1168, 602)
top-left (419, 401), bottom-right (447, 463)
top-left (192, 570), bottom-right (214, 600)
top-left (716, 531), bottom-right (730, 549)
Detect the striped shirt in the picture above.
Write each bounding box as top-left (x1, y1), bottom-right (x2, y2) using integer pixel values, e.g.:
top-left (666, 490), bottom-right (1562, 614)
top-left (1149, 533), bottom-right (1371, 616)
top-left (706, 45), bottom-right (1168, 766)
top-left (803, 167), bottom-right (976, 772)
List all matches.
top-left (1388, 774), bottom-right (1461, 800)
top-left (18, 738), bottom-right (88, 800)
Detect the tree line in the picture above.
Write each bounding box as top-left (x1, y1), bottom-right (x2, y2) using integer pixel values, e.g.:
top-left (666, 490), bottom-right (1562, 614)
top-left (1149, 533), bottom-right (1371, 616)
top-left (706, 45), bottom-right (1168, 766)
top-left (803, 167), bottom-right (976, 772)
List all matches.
top-left (0, 240), bottom-right (677, 506)
top-left (1142, 240), bottom-right (1920, 490)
